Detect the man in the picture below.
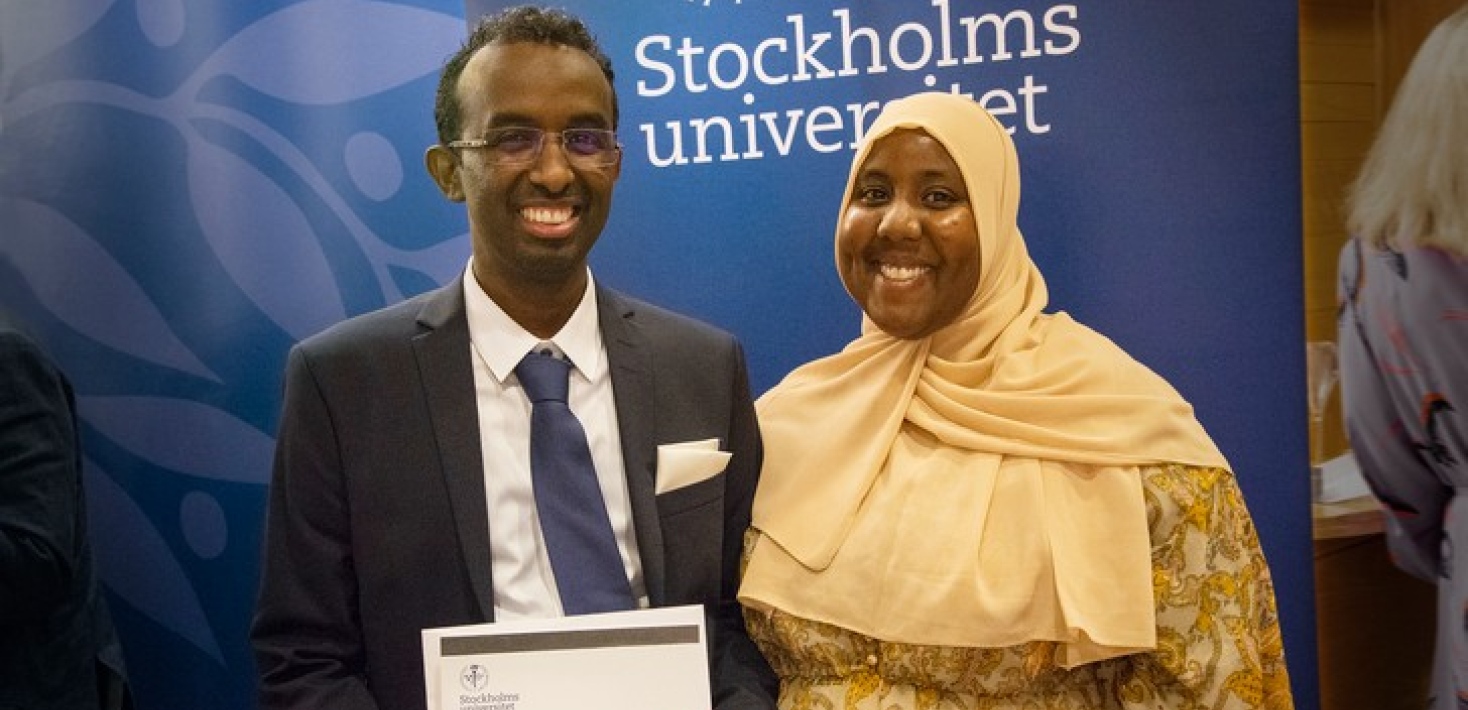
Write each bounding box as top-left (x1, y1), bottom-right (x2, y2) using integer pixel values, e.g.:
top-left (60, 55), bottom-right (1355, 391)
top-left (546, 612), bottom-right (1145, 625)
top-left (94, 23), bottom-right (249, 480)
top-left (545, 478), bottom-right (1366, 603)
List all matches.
top-left (249, 7), bottom-right (777, 710)
top-left (1, 316), bottom-right (128, 710)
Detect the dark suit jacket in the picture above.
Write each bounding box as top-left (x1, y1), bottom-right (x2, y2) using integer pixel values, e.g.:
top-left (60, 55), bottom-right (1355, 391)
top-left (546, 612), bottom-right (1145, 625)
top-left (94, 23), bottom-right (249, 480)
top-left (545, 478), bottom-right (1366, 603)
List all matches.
top-left (0, 326), bottom-right (124, 710)
top-left (251, 278), bottom-right (776, 710)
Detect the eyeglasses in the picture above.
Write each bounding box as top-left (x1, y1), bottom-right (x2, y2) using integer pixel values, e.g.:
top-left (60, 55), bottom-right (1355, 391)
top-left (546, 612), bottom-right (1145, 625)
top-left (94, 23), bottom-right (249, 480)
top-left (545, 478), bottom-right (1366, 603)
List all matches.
top-left (447, 127), bottom-right (620, 168)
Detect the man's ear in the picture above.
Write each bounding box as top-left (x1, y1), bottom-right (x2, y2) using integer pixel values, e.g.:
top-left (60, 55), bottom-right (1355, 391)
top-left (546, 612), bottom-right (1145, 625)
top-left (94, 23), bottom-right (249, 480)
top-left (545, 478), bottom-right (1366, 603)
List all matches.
top-left (425, 145), bottom-right (464, 202)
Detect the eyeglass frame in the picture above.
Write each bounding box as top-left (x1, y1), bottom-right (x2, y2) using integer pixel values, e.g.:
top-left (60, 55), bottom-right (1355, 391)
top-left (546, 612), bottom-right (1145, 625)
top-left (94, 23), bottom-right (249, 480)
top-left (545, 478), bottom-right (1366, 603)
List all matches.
top-left (445, 127), bottom-right (622, 168)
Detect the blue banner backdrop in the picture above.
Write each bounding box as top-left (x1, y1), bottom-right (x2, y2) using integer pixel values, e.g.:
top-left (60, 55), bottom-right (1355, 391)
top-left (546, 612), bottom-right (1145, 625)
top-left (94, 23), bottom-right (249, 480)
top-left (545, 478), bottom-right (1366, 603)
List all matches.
top-left (471, 1), bottom-right (1317, 706)
top-left (0, 1), bottom-right (1315, 708)
top-left (1, 1), bottom-right (467, 707)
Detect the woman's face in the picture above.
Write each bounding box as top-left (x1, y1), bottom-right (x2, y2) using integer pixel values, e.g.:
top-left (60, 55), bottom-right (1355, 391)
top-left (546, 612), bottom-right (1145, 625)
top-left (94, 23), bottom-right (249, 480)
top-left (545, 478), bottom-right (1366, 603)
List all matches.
top-left (837, 129), bottom-right (981, 340)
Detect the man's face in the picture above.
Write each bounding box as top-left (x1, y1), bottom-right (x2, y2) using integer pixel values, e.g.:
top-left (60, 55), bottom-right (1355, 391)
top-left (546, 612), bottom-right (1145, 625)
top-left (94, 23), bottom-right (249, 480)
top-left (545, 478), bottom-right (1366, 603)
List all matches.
top-left (437, 41), bottom-right (620, 299)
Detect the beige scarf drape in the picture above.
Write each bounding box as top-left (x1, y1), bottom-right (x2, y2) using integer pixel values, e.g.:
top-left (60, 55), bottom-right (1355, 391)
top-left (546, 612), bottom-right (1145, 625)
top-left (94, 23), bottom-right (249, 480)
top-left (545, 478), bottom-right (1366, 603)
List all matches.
top-left (739, 93), bottom-right (1230, 668)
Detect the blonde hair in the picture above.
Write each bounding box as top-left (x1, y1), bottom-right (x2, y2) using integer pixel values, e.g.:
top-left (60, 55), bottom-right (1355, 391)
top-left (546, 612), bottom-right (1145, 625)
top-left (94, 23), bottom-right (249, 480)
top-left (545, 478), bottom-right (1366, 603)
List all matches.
top-left (1346, 5), bottom-right (1468, 253)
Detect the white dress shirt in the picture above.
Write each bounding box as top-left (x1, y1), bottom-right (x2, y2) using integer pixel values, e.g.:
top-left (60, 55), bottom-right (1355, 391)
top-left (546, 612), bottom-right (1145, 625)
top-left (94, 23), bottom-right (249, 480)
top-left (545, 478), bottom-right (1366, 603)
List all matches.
top-left (461, 262), bottom-right (647, 619)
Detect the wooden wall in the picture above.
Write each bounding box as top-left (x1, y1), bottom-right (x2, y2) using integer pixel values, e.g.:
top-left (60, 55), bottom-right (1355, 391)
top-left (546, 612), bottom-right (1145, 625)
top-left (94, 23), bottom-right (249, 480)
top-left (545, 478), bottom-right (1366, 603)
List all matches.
top-left (1299, 0), bottom-right (1376, 462)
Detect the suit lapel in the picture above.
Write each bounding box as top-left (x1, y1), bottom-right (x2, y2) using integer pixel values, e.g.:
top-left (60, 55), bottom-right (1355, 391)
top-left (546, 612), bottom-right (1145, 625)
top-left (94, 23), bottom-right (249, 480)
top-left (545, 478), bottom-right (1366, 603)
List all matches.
top-left (412, 277), bottom-right (495, 619)
top-left (597, 286), bottom-right (666, 605)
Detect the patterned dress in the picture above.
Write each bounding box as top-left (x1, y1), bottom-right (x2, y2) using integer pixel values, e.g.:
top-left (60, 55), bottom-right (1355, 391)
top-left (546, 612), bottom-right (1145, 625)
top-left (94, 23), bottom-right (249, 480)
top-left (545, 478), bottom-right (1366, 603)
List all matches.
top-left (743, 465), bottom-right (1293, 710)
top-left (1338, 238), bottom-right (1468, 709)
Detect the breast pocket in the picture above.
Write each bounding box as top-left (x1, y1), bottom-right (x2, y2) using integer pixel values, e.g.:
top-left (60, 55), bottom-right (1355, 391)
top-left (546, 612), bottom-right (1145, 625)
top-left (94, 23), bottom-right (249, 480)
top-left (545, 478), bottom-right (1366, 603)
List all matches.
top-left (656, 472), bottom-right (726, 603)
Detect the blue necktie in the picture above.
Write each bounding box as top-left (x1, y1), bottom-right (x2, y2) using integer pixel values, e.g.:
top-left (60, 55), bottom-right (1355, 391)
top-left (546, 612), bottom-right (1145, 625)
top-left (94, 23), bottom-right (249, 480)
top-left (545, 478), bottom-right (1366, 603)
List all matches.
top-left (516, 349), bottom-right (635, 615)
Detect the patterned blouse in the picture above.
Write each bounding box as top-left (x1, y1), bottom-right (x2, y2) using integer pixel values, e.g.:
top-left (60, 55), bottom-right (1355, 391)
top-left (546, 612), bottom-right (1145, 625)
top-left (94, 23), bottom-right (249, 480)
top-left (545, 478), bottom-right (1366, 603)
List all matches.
top-left (1337, 238), bottom-right (1468, 709)
top-left (742, 464), bottom-right (1293, 710)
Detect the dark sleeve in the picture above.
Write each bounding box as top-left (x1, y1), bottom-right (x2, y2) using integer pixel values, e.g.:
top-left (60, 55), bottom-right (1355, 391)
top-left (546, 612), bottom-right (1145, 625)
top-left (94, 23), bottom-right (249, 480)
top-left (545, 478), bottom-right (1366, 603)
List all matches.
top-left (708, 340), bottom-right (779, 710)
top-left (0, 332), bottom-right (83, 623)
top-left (250, 345), bottom-right (380, 710)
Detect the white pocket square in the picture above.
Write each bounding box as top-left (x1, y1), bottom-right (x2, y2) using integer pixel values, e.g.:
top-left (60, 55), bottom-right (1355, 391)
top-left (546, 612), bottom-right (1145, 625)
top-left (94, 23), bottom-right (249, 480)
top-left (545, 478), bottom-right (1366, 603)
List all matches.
top-left (655, 438), bottom-right (731, 495)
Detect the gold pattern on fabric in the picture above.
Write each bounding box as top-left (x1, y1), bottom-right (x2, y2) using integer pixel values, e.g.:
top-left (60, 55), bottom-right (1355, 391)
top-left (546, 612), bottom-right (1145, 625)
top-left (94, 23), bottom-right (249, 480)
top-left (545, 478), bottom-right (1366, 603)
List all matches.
top-left (742, 465), bottom-right (1293, 710)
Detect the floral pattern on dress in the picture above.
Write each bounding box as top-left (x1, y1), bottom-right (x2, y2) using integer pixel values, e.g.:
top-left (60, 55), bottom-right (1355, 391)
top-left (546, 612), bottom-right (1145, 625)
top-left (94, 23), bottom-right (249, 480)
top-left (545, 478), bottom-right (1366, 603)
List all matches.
top-left (743, 464), bottom-right (1293, 710)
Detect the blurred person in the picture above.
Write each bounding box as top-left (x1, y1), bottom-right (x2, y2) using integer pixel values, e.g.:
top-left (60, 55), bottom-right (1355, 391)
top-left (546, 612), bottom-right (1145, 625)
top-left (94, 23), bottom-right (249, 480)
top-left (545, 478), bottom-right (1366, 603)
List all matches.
top-left (1, 314), bottom-right (128, 710)
top-left (739, 92), bottom-right (1292, 709)
top-left (1337, 7), bottom-right (1468, 709)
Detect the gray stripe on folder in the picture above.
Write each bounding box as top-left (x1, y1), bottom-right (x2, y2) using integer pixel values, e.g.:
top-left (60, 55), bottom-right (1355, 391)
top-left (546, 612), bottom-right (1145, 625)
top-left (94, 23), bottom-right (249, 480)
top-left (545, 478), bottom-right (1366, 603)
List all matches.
top-left (441, 625), bottom-right (701, 656)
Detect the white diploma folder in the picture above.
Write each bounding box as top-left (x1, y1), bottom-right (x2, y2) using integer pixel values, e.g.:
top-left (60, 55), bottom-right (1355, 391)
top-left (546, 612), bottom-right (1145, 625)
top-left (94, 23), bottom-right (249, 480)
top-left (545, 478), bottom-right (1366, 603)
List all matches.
top-left (421, 604), bottom-right (710, 710)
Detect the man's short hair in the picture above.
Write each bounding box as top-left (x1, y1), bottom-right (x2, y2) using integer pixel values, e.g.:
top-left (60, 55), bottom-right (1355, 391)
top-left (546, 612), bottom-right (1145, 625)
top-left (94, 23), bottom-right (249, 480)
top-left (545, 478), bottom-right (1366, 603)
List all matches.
top-left (433, 5), bottom-right (618, 146)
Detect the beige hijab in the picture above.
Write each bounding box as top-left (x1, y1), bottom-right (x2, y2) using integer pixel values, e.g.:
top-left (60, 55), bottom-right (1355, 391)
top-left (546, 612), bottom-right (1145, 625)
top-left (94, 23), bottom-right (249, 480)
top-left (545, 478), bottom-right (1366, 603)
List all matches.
top-left (739, 92), bottom-right (1230, 667)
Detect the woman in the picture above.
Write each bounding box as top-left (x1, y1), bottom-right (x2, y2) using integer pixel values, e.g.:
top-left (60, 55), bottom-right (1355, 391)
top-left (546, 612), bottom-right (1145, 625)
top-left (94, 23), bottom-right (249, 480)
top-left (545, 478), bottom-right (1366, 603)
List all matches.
top-left (1337, 7), bottom-right (1468, 708)
top-left (739, 92), bottom-right (1292, 709)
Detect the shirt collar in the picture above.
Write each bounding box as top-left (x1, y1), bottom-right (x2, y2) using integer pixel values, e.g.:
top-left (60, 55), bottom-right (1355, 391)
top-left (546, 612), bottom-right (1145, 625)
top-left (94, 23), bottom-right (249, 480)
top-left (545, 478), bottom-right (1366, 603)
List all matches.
top-left (462, 260), bottom-right (604, 384)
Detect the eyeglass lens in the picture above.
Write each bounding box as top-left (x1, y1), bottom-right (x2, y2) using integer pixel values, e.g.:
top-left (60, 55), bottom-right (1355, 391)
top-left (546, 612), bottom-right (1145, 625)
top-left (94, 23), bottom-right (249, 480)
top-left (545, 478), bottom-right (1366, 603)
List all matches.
top-left (489, 128), bottom-right (616, 164)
